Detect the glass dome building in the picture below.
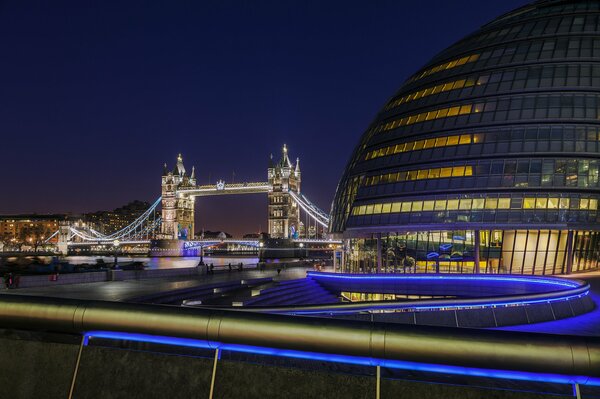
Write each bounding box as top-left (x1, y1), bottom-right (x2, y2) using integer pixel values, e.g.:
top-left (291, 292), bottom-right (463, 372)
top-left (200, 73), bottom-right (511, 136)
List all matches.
top-left (330, 0), bottom-right (600, 275)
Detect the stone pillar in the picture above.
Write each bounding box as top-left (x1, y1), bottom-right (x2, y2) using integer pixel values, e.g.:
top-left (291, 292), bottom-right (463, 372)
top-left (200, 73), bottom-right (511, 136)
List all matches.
top-left (376, 233), bottom-right (382, 273)
top-left (565, 230), bottom-right (574, 275)
top-left (474, 230), bottom-right (481, 274)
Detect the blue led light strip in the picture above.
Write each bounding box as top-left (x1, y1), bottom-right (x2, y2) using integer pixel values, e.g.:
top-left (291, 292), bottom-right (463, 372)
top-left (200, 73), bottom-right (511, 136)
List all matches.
top-left (307, 272), bottom-right (581, 288)
top-left (284, 292), bottom-right (589, 315)
top-left (85, 330), bottom-right (600, 387)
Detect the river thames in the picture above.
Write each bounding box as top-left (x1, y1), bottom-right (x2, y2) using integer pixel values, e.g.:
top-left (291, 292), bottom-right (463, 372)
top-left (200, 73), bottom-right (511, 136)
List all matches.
top-left (65, 255), bottom-right (260, 269)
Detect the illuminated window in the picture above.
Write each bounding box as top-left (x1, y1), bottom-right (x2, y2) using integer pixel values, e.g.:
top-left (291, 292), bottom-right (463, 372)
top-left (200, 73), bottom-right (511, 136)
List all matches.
top-left (440, 168), bottom-right (453, 178)
top-left (365, 134), bottom-right (474, 161)
top-left (385, 75), bottom-right (482, 110)
top-left (459, 199), bottom-right (472, 210)
top-left (580, 199), bottom-right (589, 210)
top-left (524, 198), bottom-right (536, 209)
top-left (423, 201), bottom-right (435, 211)
top-left (485, 198), bottom-right (498, 209)
top-left (447, 199), bottom-right (459, 210)
top-left (417, 170), bottom-right (429, 179)
top-left (536, 198), bottom-right (547, 209)
top-left (409, 53), bottom-right (479, 82)
top-left (412, 201), bottom-right (423, 211)
top-left (453, 166), bottom-right (465, 177)
top-left (375, 101), bottom-right (482, 134)
top-left (547, 198), bottom-right (559, 209)
top-left (391, 202), bottom-right (401, 213)
top-left (401, 202), bottom-right (412, 212)
top-left (498, 198), bottom-right (510, 209)
top-left (428, 169), bottom-right (441, 179)
top-left (472, 198), bottom-right (485, 209)
top-left (434, 200), bottom-right (446, 210)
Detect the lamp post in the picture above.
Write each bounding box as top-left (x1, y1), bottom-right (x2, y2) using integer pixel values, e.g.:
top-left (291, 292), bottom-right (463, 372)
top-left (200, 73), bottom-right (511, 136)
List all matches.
top-left (113, 239), bottom-right (120, 268)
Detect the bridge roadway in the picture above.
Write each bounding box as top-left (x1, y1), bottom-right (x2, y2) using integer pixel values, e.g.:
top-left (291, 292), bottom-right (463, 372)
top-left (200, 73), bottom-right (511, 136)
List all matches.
top-left (0, 265), bottom-right (314, 302)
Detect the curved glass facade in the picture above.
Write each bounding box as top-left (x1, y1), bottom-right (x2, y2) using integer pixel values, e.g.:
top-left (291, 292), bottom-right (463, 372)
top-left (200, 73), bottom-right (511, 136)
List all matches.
top-left (330, 0), bottom-right (600, 275)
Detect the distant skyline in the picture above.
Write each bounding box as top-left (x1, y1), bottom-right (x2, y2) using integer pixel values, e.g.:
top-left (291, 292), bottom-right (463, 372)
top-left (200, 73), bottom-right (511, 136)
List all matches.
top-left (0, 0), bottom-right (528, 236)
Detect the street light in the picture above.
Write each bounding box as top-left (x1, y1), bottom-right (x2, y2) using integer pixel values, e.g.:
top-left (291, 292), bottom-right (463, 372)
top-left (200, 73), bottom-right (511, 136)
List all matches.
top-left (113, 239), bottom-right (120, 268)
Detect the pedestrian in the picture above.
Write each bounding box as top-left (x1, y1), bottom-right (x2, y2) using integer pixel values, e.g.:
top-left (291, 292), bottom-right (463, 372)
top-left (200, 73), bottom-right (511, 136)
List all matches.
top-left (210, 264), bottom-right (214, 274)
top-left (277, 268), bottom-right (281, 275)
top-left (228, 263), bottom-right (232, 272)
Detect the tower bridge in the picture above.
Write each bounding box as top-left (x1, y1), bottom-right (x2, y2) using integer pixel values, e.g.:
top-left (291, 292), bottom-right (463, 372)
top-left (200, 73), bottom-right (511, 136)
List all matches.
top-left (160, 144), bottom-right (327, 241)
top-left (48, 145), bottom-right (338, 255)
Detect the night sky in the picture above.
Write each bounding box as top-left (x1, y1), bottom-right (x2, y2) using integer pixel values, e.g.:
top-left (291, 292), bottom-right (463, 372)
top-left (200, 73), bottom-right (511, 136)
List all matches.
top-left (0, 0), bottom-right (528, 236)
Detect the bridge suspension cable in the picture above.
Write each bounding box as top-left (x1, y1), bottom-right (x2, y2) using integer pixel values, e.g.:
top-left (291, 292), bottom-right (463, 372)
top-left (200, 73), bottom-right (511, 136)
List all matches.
top-left (288, 191), bottom-right (329, 228)
top-left (45, 197), bottom-right (163, 244)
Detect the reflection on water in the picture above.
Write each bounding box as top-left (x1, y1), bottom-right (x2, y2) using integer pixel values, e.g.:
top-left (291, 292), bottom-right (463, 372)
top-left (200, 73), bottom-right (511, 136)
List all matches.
top-left (65, 256), bottom-right (259, 269)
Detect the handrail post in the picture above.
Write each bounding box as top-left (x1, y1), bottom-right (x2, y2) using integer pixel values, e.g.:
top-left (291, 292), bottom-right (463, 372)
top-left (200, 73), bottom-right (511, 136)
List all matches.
top-left (209, 348), bottom-right (220, 399)
top-left (376, 365), bottom-right (381, 399)
top-left (68, 335), bottom-right (86, 399)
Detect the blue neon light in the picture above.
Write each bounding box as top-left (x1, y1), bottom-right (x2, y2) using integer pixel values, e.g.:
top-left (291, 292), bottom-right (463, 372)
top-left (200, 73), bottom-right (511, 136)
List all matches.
top-left (307, 272), bottom-right (581, 288)
top-left (285, 292), bottom-right (590, 315)
top-left (85, 330), bottom-right (600, 387)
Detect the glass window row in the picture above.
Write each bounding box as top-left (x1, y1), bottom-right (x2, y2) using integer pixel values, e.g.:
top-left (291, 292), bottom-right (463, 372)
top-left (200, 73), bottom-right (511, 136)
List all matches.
top-left (348, 209), bottom-right (600, 229)
top-left (351, 195), bottom-right (598, 216)
top-left (364, 166), bottom-right (473, 186)
top-left (364, 125), bottom-right (600, 164)
top-left (372, 93), bottom-right (600, 136)
top-left (408, 54), bottom-right (480, 82)
top-left (385, 75), bottom-right (486, 110)
top-left (404, 37), bottom-right (600, 93)
top-left (361, 158), bottom-right (600, 190)
top-left (389, 64), bottom-right (600, 113)
top-left (442, 13), bottom-right (600, 60)
top-left (365, 133), bottom-right (477, 161)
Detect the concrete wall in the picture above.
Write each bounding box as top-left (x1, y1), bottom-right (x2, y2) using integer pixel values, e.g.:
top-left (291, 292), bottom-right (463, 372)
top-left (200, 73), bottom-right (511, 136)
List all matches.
top-left (0, 334), bottom-right (572, 399)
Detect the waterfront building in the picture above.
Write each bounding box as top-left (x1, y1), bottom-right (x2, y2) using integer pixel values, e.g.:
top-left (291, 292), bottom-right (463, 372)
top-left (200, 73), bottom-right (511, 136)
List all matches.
top-left (85, 200), bottom-right (157, 235)
top-left (0, 214), bottom-right (63, 245)
top-left (330, 0), bottom-right (600, 275)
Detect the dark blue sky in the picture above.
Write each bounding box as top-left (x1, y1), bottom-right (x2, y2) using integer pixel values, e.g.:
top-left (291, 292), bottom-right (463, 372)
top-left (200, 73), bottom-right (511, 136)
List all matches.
top-left (0, 0), bottom-right (528, 235)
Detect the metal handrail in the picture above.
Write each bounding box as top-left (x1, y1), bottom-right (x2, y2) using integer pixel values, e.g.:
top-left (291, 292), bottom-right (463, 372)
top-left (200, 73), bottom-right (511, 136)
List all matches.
top-left (0, 294), bottom-right (598, 379)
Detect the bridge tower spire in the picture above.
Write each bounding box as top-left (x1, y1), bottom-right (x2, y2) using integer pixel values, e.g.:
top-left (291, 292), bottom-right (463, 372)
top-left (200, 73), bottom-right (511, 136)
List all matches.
top-left (160, 154), bottom-right (195, 240)
top-left (268, 144), bottom-right (301, 238)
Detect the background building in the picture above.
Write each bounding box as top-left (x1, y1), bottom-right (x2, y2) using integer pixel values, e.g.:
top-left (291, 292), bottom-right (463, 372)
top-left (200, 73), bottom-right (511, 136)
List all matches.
top-left (85, 200), bottom-right (157, 235)
top-left (330, 0), bottom-right (600, 275)
top-left (0, 214), bottom-right (63, 247)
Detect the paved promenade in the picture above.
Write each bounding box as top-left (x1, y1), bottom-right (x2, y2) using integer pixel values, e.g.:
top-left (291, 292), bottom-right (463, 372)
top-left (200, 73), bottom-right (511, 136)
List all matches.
top-left (0, 266), bottom-right (311, 302)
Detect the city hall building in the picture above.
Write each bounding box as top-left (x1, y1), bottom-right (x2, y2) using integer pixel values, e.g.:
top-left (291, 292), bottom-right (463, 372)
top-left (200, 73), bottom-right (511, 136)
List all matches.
top-left (330, 0), bottom-right (600, 275)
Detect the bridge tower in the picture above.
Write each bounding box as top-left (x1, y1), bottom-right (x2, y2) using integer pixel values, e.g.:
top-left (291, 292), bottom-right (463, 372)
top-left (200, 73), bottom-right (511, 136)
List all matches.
top-left (268, 144), bottom-right (301, 238)
top-left (160, 154), bottom-right (196, 240)
top-left (56, 222), bottom-right (71, 255)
